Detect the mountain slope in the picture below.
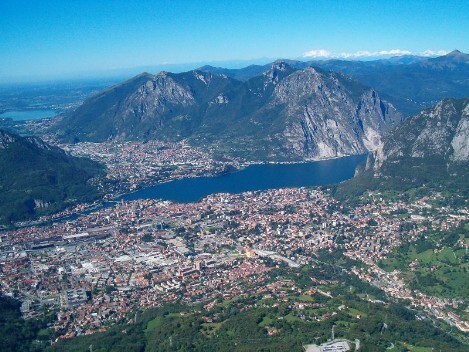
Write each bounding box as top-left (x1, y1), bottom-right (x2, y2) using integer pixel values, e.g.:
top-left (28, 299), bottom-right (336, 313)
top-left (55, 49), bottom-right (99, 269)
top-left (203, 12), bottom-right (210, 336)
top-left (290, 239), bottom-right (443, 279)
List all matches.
top-left (197, 64), bottom-right (267, 81)
top-left (335, 97), bottom-right (469, 199)
top-left (54, 63), bottom-right (402, 161)
top-left (55, 70), bottom-right (242, 142)
top-left (372, 97), bottom-right (469, 169)
top-left (0, 130), bottom-right (105, 224)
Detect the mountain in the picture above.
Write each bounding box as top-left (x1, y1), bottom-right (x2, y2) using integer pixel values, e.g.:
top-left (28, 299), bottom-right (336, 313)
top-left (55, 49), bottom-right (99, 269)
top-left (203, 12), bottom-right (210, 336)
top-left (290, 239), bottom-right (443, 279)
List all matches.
top-left (310, 50), bottom-right (469, 115)
top-left (197, 64), bottom-right (267, 82)
top-left (54, 63), bottom-right (402, 161)
top-left (370, 97), bottom-right (469, 176)
top-left (54, 70), bottom-right (242, 142)
top-left (374, 97), bottom-right (468, 163)
top-left (0, 130), bottom-right (105, 224)
top-left (198, 51), bottom-right (469, 116)
top-left (335, 97), bottom-right (469, 199)
top-left (372, 54), bottom-right (427, 65)
top-left (197, 59), bottom-right (310, 81)
top-left (198, 55), bottom-right (425, 80)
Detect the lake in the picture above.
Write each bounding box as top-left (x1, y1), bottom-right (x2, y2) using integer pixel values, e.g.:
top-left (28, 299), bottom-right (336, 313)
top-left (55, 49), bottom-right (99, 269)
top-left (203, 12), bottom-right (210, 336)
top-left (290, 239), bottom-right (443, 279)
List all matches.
top-left (0, 109), bottom-right (59, 121)
top-left (117, 154), bottom-right (367, 203)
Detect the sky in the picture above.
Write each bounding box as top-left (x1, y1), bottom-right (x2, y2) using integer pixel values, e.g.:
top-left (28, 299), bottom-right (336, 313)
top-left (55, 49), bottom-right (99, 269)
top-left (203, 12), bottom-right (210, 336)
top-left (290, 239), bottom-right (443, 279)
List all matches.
top-left (1, 0), bottom-right (468, 82)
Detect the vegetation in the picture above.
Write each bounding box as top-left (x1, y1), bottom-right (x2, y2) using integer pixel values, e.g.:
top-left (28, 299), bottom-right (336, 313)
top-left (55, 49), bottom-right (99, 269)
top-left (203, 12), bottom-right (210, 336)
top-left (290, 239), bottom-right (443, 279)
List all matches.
top-left (334, 97), bottom-right (469, 205)
top-left (141, 234), bottom-right (154, 242)
top-left (333, 157), bottom-right (468, 206)
top-left (47, 292), bottom-right (467, 351)
top-left (0, 295), bottom-right (54, 352)
top-left (47, 254), bottom-right (468, 352)
top-left (0, 130), bottom-right (105, 224)
top-left (380, 222), bottom-right (469, 298)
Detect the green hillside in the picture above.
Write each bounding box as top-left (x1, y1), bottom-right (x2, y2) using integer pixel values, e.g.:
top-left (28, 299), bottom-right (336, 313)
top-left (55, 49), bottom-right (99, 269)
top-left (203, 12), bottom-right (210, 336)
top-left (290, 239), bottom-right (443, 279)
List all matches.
top-left (0, 295), bottom-right (54, 352)
top-left (0, 130), bottom-right (105, 224)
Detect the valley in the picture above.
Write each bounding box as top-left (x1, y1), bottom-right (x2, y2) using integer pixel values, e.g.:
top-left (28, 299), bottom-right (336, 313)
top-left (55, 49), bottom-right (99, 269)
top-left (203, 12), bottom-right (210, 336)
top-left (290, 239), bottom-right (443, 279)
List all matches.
top-left (2, 187), bottom-right (467, 351)
top-left (0, 51), bottom-right (468, 352)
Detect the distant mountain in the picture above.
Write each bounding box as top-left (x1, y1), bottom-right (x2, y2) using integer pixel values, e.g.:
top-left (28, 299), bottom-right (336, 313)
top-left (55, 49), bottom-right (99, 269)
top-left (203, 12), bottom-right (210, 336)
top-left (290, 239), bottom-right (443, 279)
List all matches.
top-left (0, 130), bottom-right (105, 224)
top-left (310, 50), bottom-right (469, 115)
top-left (371, 55), bottom-right (427, 65)
top-left (199, 51), bottom-right (469, 116)
top-left (53, 63), bottom-right (402, 161)
top-left (197, 64), bottom-right (267, 82)
top-left (336, 97), bottom-right (469, 199)
top-left (197, 59), bottom-right (310, 81)
top-left (198, 56), bottom-right (425, 80)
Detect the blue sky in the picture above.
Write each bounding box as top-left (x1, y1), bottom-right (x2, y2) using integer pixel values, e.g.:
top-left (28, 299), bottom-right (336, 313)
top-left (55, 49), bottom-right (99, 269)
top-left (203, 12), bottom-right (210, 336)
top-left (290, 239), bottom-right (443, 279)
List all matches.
top-left (1, 0), bottom-right (468, 82)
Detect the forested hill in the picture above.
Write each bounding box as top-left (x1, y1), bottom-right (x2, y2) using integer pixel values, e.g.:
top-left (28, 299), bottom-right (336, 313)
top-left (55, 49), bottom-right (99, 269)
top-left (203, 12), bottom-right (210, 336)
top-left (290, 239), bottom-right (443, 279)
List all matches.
top-left (0, 130), bottom-right (105, 224)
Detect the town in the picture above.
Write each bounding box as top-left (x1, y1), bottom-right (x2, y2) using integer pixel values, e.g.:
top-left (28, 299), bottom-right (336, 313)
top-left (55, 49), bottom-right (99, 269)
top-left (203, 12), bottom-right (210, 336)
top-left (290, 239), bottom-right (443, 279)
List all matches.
top-left (60, 140), bottom-right (244, 193)
top-left (1, 185), bottom-right (467, 340)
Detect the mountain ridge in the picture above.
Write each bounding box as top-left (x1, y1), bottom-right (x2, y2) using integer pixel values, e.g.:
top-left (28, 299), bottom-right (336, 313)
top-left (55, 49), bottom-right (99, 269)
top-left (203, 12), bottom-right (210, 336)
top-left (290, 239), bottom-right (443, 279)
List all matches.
top-left (370, 97), bottom-right (469, 171)
top-left (53, 62), bottom-right (401, 161)
top-left (199, 50), bottom-right (469, 115)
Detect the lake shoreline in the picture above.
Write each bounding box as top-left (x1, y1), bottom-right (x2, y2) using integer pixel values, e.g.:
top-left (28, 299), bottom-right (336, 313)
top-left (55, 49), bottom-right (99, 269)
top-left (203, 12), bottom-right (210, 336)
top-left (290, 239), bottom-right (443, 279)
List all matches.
top-left (5, 154), bottom-right (367, 230)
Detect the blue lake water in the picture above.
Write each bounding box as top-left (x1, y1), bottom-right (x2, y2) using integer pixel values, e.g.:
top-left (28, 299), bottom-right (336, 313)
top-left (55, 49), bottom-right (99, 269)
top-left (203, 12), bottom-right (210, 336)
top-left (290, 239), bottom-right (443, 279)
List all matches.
top-left (117, 154), bottom-right (367, 203)
top-left (0, 109), bottom-right (58, 121)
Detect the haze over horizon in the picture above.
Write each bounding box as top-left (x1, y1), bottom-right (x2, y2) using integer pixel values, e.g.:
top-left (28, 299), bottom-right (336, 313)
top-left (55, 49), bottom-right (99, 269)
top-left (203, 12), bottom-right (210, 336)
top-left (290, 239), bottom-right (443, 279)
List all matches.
top-left (1, 0), bottom-right (468, 83)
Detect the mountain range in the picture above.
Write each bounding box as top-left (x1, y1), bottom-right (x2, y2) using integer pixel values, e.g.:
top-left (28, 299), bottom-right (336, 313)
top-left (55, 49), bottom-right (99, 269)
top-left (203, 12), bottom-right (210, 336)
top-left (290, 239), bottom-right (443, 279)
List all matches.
top-left (53, 62), bottom-right (402, 161)
top-left (200, 50), bottom-right (469, 115)
top-left (51, 51), bottom-right (469, 162)
top-left (1, 52), bottom-right (466, 215)
top-left (0, 130), bottom-right (104, 224)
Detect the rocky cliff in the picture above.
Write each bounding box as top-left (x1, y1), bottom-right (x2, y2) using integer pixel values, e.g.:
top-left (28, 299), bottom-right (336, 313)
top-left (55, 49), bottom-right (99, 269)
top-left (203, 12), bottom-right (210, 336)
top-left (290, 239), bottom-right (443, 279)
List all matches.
top-left (370, 97), bottom-right (469, 173)
top-left (334, 97), bottom-right (469, 199)
top-left (200, 50), bottom-right (469, 116)
top-left (272, 66), bottom-right (401, 159)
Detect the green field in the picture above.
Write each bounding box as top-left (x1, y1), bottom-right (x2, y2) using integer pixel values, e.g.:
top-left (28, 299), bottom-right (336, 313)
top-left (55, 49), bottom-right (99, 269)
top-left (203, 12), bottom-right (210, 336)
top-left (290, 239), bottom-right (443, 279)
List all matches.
top-left (380, 227), bottom-right (469, 298)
